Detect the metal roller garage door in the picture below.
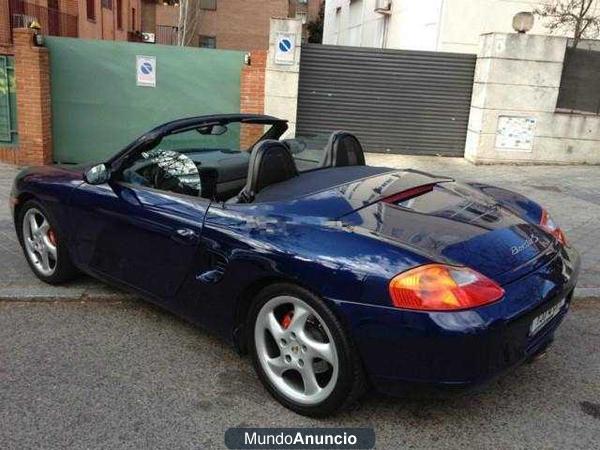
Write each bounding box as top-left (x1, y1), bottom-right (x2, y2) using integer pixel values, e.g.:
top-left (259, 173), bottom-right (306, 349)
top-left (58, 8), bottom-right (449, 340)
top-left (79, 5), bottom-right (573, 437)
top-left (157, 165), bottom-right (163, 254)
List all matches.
top-left (296, 44), bottom-right (476, 156)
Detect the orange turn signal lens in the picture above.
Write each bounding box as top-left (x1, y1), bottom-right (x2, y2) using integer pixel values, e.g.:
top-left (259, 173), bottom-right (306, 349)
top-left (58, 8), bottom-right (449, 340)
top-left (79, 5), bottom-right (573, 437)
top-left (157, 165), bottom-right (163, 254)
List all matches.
top-left (389, 264), bottom-right (504, 311)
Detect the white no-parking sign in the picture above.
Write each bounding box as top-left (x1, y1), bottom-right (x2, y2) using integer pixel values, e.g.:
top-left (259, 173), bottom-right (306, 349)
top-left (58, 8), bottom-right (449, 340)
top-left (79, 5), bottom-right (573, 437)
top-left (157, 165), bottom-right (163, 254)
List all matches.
top-left (136, 55), bottom-right (156, 87)
top-left (275, 33), bottom-right (296, 65)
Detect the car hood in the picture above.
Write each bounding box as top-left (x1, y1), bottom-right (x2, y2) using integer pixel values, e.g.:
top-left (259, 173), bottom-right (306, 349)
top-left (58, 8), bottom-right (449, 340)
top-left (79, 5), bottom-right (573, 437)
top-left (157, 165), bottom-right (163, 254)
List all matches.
top-left (17, 163), bottom-right (88, 182)
top-left (338, 179), bottom-right (557, 285)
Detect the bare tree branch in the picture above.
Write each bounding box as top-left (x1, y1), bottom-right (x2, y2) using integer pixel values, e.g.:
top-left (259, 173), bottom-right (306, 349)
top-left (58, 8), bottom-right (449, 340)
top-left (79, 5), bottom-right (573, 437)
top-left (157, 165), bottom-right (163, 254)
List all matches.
top-left (534, 0), bottom-right (600, 48)
top-left (177, 0), bottom-right (202, 47)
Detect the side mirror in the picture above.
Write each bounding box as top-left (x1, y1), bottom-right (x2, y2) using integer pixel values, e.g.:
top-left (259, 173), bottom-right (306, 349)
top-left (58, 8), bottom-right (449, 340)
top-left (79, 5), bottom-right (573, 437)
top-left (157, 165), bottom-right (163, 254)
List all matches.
top-left (84, 163), bottom-right (110, 185)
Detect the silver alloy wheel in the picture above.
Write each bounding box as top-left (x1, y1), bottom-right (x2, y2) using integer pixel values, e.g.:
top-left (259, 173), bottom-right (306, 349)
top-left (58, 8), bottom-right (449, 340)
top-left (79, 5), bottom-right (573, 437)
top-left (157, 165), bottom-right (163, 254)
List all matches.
top-left (22, 208), bottom-right (57, 277)
top-left (255, 295), bottom-right (339, 405)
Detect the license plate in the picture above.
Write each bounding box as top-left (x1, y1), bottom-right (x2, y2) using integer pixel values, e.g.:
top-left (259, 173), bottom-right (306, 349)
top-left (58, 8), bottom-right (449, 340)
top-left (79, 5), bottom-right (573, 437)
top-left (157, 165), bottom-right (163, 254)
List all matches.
top-left (529, 298), bottom-right (566, 336)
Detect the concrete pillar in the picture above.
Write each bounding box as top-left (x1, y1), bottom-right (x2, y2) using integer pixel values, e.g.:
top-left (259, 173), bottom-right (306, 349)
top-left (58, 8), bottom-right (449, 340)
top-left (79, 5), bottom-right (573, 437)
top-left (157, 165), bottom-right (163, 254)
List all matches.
top-left (264, 18), bottom-right (302, 138)
top-left (466, 33), bottom-right (569, 164)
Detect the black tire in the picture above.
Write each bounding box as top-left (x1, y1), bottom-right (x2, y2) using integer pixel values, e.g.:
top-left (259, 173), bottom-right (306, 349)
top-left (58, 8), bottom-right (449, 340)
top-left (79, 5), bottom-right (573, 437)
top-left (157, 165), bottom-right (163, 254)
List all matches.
top-left (247, 282), bottom-right (367, 417)
top-left (17, 199), bottom-right (79, 285)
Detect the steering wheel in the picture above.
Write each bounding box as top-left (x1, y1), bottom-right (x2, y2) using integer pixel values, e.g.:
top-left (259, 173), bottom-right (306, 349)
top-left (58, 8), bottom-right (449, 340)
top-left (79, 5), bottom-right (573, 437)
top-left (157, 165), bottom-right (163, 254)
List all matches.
top-left (153, 165), bottom-right (179, 191)
top-left (152, 164), bottom-right (199, 197)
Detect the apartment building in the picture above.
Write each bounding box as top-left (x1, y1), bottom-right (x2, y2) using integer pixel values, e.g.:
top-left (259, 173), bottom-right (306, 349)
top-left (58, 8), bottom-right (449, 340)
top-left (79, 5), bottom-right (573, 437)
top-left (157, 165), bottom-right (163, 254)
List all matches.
top-left (143, 0), bottom-right (323, 50)
top-left (1, 0), bottom-right (321, 51)
top-left (322, 0), bottom-right (598, 54)
top-left (79, 0), bottom-right (142, 40)
top-left (0, 0), bottom-right (142, 47)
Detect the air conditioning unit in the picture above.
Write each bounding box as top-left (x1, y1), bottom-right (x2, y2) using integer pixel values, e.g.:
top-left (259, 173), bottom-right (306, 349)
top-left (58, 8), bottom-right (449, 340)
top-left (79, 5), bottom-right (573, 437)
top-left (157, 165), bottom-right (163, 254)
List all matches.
top-left (141, 32), bottom-right (156, 44)
top-left (375, 0), bottom-right (392, 14)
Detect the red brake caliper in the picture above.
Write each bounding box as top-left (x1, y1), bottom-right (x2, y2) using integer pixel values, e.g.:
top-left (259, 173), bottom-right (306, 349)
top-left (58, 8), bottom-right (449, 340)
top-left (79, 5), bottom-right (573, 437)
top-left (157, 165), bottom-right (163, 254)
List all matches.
top-left (281, 311), bottom-right (294, 330)
top-left (47, 229), bottom-right (57, 246)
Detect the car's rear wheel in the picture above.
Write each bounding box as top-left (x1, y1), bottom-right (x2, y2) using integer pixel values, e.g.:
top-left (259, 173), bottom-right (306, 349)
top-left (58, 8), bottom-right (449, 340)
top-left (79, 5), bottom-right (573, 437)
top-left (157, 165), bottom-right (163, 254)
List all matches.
top-left (247, 283), bottom-right (366, 417)
top-left (17, 200), bottom-right (78, 284)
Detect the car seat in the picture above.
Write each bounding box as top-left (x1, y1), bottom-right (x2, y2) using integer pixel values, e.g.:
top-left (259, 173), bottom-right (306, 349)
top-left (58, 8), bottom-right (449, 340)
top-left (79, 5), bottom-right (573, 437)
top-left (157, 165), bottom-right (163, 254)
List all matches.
top-left (237, 140), bottom-right (298, 203)
top-left (319, 131), bottom-right (366, 168)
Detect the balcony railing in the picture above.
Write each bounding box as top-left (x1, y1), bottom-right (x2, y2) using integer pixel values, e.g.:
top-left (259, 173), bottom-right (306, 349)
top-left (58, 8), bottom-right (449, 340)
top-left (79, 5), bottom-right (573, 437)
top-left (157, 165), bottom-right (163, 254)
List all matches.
top-left (9, 0), bottom-right (78, 38)
top-left (156, 25), bottom-right (178, 46)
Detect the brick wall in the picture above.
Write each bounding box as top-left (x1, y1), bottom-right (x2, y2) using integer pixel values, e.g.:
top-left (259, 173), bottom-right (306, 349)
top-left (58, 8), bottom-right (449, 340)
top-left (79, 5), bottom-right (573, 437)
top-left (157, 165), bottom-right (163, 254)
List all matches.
top-left (240, 50), bottom-right (266, 150)
top-left (216, 0), bottom-right (289, 50)
top-left (60, 0), bottom-right (79, 16)
top-left (0, 28), bottom-right (52, 166)
top-left (0, 0), bottom-right (11, 48)
top-left (155, 0), bottom-right (291, 51)
top-left (141, 0), bottom-right (156, 32)
top-left (78, 0), bottom-right (142, 41)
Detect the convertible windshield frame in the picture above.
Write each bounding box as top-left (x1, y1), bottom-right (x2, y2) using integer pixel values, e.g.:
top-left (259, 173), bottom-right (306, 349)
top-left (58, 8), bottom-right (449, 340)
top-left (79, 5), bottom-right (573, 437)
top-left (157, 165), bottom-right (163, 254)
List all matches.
top-left (108, 114), bottom-right (288, 176)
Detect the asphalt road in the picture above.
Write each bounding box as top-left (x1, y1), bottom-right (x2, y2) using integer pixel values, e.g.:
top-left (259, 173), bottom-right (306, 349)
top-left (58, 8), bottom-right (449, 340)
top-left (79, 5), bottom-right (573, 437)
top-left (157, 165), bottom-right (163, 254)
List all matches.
top-left (1, 298), bottom-right (599, 449)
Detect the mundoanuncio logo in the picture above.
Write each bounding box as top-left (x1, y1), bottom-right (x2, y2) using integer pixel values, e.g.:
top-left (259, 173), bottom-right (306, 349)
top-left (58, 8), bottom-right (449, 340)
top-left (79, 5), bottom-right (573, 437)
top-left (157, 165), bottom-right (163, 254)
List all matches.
top-left (224, 427), bottom-right (375, 449)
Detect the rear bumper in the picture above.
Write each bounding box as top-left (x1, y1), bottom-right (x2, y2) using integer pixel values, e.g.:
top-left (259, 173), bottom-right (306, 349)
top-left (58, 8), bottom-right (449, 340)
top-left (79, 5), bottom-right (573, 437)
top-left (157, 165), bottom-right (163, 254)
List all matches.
top-left (331, 246), bottom-right (580, 395)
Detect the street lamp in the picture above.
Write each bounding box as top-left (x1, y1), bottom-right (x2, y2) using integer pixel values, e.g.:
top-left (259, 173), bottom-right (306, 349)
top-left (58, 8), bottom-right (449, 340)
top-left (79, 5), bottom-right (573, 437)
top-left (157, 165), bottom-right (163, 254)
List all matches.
top-left (28, 20), bottom-right (44, 46)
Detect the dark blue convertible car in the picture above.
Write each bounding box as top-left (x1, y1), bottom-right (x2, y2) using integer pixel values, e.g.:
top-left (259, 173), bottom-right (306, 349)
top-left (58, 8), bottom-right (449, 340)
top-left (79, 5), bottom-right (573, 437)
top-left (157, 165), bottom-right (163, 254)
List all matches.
top-left (10, 114), bottom-right (580, 416)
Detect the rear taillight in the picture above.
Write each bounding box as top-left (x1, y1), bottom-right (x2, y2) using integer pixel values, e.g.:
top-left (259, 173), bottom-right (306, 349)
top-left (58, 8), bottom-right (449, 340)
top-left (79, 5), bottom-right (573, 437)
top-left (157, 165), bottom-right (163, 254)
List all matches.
top-left (389, 264), bottom-right (504, 311)
top-left (540, 209), bottom-right (568, 246)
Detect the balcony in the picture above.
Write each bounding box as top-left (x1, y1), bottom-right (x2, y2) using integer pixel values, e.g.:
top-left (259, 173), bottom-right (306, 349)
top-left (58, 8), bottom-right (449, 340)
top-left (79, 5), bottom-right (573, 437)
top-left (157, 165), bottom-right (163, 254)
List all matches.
top-left (156, 25), bottom-right (178, 46)
top-left (9, 0), bottom-right (78, 39)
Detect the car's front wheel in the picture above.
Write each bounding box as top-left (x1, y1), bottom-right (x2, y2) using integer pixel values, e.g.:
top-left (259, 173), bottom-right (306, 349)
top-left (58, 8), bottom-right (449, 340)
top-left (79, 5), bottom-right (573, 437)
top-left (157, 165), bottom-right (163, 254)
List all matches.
top-left (17, 199), bottom-right (78, 284)
top-left (248, 283), bottom-right (366, 417)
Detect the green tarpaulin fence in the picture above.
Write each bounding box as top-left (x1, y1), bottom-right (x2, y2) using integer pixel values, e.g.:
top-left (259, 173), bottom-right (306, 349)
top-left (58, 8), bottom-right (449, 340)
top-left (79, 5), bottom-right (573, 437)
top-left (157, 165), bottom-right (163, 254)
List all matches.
top-left (45, 37), bottom-right (245, 164)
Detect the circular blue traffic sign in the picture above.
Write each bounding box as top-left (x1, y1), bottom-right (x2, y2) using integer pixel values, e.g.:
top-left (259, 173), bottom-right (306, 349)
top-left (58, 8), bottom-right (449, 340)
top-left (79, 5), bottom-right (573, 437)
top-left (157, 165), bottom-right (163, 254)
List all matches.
top-left (140, 62), bottom-right (153, 74)
top-left (278, 38), bottom-right (292, 52)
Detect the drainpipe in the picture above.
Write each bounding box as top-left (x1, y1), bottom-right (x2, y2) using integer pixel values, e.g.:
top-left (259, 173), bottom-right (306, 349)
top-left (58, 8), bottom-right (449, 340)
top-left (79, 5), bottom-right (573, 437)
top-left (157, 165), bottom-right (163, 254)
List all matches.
top-left (435, 0), bottom-right (446, 51)
top-left (381, 14), bottom-right (389, 48)
top-left (375, 1), bottom-right (392, 49)
top-left (100, 1), bottom-right (105, 40)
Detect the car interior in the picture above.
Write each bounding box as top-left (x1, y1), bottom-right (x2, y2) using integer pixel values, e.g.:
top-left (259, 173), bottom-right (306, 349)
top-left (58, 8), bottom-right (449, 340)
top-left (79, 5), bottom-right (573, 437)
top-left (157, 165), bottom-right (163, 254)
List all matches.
top-left (120, 118), bottom-right (388, 204)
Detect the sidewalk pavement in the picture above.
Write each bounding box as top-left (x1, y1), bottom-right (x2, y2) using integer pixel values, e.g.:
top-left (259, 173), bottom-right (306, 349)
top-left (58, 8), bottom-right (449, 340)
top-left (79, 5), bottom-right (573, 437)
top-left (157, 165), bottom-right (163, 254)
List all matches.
top-left (1, 157), bottom-right (598, 301)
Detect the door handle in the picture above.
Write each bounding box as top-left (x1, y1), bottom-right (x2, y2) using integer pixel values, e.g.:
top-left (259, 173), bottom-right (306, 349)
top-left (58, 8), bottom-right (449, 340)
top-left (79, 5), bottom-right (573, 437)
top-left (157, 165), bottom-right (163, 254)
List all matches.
top-left (171, 228), bottom-right (199, 244)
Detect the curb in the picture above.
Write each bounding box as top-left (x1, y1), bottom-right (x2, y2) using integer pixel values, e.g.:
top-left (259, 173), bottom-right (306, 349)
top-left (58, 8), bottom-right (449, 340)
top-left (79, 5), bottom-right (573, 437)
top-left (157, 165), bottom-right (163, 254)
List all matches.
top-left (0, 287), bottom-right (598, 303)
top-left (0, 287), bottom-right (138, 303)
top-left (574, 287), bottom-right (600, 301)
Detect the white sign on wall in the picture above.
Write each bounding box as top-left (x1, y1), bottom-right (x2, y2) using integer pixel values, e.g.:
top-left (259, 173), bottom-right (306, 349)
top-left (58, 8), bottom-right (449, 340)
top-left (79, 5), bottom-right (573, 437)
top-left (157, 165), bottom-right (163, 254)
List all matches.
top-left (136, 55), bottom-right (156, 87)
top-left (275, 32), bottom-right (296, 65)
top-left (495, 116), bottom-right (536, 151)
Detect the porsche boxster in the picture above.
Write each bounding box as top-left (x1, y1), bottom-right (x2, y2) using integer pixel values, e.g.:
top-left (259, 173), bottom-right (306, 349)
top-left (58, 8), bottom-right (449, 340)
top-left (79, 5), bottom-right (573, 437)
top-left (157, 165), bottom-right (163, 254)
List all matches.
top-left (10, 114), bottom-right (580, 416)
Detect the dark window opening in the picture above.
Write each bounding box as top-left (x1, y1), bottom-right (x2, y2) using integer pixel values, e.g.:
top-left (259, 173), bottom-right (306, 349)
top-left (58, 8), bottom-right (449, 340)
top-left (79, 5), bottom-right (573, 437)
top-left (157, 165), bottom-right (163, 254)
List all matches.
top-left (199, 35), bottom-right (216, 48)
top-left (87, 0), bottom-right (96, 20)
top-left (101, 0), bottom-right (112, 10)
top-left (200, 0), bottom-right (217, 11)
top-left (557, 47), bottom-right (600, 115)
top-left (131, 7), bottom-right (136, 30)
top-left (117, 0), bottom-right (123, 29)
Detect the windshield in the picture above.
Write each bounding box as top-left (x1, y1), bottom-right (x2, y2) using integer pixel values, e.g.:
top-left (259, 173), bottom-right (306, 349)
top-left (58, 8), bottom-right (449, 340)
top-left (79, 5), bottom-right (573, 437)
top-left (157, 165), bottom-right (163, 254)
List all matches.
top-left (158, 122), bottom-right (276, 153)
top-left (118, 120), bottom-right (282, 199)
top-left (284, 132), bottom-right (333, 172)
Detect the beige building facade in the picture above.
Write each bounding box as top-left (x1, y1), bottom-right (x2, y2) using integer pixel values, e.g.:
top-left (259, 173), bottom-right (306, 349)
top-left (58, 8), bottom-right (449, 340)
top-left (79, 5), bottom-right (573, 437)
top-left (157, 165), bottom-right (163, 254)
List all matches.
top-left (323, 0), bottom-right (600, 53)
